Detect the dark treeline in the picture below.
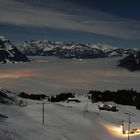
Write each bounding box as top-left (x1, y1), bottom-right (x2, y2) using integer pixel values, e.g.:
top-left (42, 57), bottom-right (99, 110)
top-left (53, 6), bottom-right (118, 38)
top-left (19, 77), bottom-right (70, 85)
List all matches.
top-left (88, 89), bottom-right (140, 110)
top-left (18, 89), bottom-right (140, 110)
top-left (19, 92), bottom-right (75, 102)
top-left (48, 92), bottom-right (75, 102)
top-left (19, 92), bottom-right (46, 100)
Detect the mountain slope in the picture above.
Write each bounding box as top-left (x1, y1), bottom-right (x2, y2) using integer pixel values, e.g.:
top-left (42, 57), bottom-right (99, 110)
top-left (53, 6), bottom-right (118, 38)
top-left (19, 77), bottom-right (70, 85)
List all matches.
top-left (0, 88), bottom-right (18, 104)
top-left (119, 51), bottom-right (140, 71)
top-left (0, 36), bottom-right (30, 63)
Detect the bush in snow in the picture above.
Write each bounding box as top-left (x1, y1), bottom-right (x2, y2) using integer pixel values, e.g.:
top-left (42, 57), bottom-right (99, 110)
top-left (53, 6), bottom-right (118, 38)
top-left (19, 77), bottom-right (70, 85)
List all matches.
top-left (19, 92), bottom-right (46, 100)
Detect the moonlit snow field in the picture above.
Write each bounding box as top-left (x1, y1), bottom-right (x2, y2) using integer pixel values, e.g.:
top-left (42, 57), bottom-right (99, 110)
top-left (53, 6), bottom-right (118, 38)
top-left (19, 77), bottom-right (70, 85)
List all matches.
top-left (1, 94), bottom-right (140, 140)
top-left (0, 56), bottom-right (140, 95)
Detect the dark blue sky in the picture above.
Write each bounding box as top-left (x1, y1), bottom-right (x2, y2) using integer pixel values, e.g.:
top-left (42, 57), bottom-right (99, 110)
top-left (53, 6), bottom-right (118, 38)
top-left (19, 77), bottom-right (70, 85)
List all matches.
top-left (0, 0), bottom-right (140, 48)
top-left (72, 0), bottom-right (140, 19)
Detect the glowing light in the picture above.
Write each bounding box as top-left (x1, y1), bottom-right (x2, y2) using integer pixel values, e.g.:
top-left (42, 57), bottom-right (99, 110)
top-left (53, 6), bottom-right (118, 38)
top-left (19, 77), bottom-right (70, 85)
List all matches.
top-left (101, 122), bottom-right (125, 137)
top-left (124, 128), bottom-right (140, 136)
top-left (100, 121), bottom-right (140, 138)
top-left (0, 69), bottom-right (39, 79)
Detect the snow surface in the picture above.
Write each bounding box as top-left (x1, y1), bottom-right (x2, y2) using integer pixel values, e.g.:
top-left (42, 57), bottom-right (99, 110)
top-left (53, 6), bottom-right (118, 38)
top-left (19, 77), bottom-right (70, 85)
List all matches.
top-left (1, 95), bottom-right (140, 140)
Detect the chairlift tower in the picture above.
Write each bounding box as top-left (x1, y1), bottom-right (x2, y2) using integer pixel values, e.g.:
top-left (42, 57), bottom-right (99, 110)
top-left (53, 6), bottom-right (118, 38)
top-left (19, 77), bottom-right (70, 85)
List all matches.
top-left (42, 102), bottom-right (45, 125)
top-left (125, 112), bottom-right (133, 140)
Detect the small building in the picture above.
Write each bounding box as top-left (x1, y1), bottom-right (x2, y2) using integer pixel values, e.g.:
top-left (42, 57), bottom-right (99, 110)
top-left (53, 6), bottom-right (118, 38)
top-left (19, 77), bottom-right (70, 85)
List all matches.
top-left (67, 98), bottom-right (81, 103)
top-left (98, 104), bottom-right (118, 112)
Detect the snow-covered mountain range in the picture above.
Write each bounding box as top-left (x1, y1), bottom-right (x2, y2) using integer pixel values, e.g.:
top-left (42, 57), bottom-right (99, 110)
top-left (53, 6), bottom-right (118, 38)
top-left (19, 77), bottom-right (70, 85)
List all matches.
top-left (1, 35), bottom-right (139, 71)
top-left (19, 40), bottom-right (138, 59)
top-left (0, 36), bottom-right (30, 63)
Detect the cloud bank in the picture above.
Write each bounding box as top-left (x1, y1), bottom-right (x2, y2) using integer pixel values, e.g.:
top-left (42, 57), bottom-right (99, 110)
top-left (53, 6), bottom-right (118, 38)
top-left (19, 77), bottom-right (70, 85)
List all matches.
top-left (0, 0), bottom-right (140, 39)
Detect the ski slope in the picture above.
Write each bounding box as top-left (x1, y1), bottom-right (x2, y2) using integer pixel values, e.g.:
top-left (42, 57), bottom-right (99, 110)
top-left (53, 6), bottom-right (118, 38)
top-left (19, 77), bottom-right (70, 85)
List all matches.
top-left (1, 95), bottom-right (140, 140)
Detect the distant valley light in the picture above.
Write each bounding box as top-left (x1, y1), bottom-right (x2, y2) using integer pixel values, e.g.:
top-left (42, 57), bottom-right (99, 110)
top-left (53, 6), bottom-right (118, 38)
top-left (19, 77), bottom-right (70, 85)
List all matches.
top-left (0, 69), bottom-right (38, 79)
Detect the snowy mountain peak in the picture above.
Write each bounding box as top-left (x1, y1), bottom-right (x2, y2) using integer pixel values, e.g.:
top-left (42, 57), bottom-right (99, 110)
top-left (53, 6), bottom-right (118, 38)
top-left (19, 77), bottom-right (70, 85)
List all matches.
top-left (0, 35), bottom-right (30, 63)
top-left (0, 35), bottom-right (7, 42)
top-left (19, 39), bottom-right (138, 58)
top-left (0, 35), bottom-right (14, 50)
top-left (88, 43), bottom-right (117, 52)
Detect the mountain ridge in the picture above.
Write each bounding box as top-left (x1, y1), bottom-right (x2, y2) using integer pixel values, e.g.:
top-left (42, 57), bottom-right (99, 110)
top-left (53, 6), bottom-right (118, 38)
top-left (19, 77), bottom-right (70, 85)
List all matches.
top-left (0, 36), bottom-right (30, 63)
top-left (19, 40), bottom-right (139, 59)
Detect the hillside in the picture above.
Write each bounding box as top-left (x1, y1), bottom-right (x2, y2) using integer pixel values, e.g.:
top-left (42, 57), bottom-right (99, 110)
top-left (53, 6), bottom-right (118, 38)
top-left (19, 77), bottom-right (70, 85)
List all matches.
top-left (119, 51), bottom-right (140, 71)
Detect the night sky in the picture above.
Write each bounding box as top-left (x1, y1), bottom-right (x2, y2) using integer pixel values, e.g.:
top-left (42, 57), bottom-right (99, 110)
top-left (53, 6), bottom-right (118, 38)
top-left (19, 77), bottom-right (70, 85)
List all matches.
top-left (0, 0), bottom-right (140, 48)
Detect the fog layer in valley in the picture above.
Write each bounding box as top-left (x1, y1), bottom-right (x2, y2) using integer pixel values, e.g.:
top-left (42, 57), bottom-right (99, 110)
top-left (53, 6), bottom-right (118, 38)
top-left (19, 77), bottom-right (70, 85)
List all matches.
top-left (0, 56), bottom-right (140, 95)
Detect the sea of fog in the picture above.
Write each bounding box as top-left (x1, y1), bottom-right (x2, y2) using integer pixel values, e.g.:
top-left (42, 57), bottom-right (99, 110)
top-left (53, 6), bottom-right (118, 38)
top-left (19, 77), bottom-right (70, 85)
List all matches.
top-left (0, 56), bottom-right (140, 95)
